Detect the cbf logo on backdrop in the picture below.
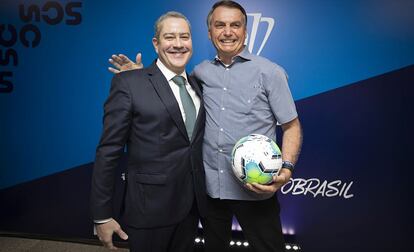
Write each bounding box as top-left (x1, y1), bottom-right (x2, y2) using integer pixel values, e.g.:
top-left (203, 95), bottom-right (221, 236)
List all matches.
top-left (246, 13), bottom-right (275, 56)
top-left (0, 1), bottom-right (82, 94)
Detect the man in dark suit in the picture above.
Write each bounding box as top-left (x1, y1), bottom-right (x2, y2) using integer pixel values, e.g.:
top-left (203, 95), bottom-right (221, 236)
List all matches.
top-left (90, 11), bottom-right (206, 252)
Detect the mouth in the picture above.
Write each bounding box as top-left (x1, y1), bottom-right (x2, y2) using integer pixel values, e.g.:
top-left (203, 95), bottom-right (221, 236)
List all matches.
top-left (167, 49), bottom-right (190, 55)
top-left (167, 50), bottom-right (190, 58)
top-left (219, 39), bottom-right (238, 45)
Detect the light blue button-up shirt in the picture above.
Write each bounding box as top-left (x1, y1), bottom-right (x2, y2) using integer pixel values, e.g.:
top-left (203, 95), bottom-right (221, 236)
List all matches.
top-left (193, 48), bottom-right (298, 200)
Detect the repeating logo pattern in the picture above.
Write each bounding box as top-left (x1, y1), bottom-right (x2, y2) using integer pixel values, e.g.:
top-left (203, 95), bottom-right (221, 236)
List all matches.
top-left (0, 1), bottom-right (82, 94)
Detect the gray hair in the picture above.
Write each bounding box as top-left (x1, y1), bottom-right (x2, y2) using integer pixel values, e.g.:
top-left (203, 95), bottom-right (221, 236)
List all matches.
top-left (206, 0), bottom-right (247, 29)
top-left (154, 11), bottom-right (191, 39)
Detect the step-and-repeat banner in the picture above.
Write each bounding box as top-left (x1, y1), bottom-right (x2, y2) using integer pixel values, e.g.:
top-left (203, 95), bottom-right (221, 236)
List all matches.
top-left (1, 0), bottom-right (413, 251)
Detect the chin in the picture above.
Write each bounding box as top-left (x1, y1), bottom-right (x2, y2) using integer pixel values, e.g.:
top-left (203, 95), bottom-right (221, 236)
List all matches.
top-left (220, 48), bottom-right (236, 55)
top-left (170, 61), bottom-right (186, 68)
top-left (174, 59), bottom-right (189, 66)
top-left (173, 65), bottom-right (185, 70)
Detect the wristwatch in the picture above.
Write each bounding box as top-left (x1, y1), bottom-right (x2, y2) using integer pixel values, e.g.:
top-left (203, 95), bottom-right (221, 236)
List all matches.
top-left (282, 160), bottom-right (295, 172)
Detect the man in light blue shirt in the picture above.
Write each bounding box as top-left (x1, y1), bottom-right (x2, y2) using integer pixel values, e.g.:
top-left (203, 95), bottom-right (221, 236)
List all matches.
top-left (109, 1), bottom-right (302, 251)
top-left (194, 48), bottom-right (298, 202)
top-left (193, 2), bottom-right (301, 252)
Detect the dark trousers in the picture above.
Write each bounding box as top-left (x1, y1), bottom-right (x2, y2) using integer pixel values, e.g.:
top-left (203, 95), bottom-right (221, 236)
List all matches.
top-left (203, 195), bottom-right (285, 252)
top-left (126, 201), bottom-right (199, 252)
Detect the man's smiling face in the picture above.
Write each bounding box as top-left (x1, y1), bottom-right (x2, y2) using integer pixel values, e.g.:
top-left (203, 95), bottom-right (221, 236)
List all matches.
top-left (153, 17), bottom-right (192, 74)
top-left (208, 6), bottom-right (247, 62)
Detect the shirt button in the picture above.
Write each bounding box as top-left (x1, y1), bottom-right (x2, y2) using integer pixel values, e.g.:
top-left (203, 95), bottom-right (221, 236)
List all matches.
top-left (223, 87), bottom-right (227, 91)
top-left (219, 149), bottom-right (223, 152)
top-left (226, 68), bottom-right (229, 71)
top-left (220, 170), bottom-right (224, 173)
top-left (221, 107), bottom-right (225, 111)
top-left (220, 128), bottom-right (224, 132)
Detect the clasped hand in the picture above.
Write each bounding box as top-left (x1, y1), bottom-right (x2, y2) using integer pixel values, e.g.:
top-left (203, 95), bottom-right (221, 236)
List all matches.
top-left (245, 168), bottom-right (292, 194)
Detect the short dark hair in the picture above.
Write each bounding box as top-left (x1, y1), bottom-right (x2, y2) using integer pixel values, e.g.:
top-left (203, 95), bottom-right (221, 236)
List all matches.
top-left (206, 0), bottom-right (247, 29)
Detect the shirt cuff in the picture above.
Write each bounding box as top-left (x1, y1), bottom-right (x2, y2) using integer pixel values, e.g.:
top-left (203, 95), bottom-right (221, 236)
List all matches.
top-left (94, 218), bottom-right (112, 224)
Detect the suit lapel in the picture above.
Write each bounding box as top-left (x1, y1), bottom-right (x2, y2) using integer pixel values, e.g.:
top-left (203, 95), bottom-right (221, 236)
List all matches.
top-left (187, 73), bottom-right (202, 99)
top-left (147, 62), bottom-right (189, 141)
top-left (188, 74), bottom-right (204, 143)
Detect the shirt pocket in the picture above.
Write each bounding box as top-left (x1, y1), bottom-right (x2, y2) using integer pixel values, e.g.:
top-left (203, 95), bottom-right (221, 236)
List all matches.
top-left (231, 83), bottom-right (263, 114)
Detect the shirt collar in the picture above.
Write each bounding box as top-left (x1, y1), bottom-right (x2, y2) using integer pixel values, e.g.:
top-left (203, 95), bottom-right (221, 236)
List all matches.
top-left (211, 46), bottom-right (252, 65)
top-left (156, 59), bottom-right (187, 82)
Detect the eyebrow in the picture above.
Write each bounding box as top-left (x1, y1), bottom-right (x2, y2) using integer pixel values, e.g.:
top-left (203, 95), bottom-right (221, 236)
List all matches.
top-left (163, 32), bottom-right (190, 35)
top-left (163, 32), bottom-right (191, 36)
top-left (214, 21), bottom-right (242, 25)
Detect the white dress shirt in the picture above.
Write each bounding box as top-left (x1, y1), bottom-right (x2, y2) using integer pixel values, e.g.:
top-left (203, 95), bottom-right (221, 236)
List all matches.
top-left (156, 59), bottom-right (201, 120)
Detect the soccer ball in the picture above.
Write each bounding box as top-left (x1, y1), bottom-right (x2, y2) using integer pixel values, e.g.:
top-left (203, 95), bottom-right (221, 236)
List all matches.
top-left (231, 134), bottom-right (282, 185)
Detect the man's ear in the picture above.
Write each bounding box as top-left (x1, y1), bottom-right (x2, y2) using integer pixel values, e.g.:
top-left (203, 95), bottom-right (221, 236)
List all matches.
top-left (208, 29), bottom-right (212, 40)
top-left (152, 37), bottom-right (159, 53)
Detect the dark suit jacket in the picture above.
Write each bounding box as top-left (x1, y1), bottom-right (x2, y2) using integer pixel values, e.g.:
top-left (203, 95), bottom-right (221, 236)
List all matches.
top-left (90, 62), bottom-right (206, 228)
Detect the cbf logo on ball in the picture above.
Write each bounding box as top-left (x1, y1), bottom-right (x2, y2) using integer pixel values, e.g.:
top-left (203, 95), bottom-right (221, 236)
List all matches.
top-left (231, 134), bottom-right (282, 184)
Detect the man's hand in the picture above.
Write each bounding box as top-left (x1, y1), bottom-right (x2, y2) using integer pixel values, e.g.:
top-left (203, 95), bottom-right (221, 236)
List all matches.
top-left (245, 168), bottom-right (292, 194)
top-left (108, 53), bottom-right (143, 74)
top-left (95, 218), bottom-right (128, 250)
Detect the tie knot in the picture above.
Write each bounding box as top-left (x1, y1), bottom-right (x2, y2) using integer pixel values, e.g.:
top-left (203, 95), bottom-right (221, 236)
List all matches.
top-left (172, 75), bottom-right (186, 86)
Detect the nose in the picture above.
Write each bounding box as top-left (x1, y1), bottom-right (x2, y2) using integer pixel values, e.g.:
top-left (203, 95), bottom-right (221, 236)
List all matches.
top-left (174, 37), bottom-right (183, 48)
top-left (223, 25), bottom-right (232, 36)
